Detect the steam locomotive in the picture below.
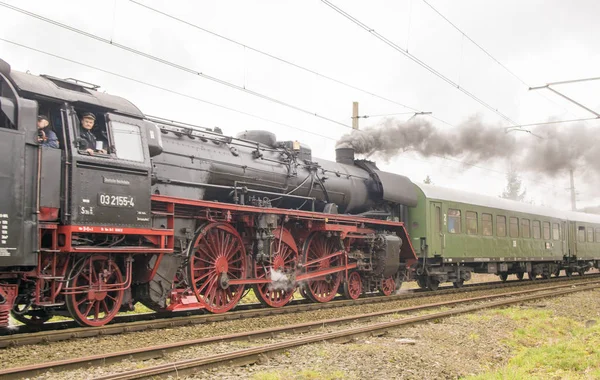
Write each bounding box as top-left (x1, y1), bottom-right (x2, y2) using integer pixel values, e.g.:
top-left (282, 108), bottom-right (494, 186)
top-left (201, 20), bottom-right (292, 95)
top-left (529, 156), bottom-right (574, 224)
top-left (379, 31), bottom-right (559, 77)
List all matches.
top-left (0, 59), bottom-right (419, 327)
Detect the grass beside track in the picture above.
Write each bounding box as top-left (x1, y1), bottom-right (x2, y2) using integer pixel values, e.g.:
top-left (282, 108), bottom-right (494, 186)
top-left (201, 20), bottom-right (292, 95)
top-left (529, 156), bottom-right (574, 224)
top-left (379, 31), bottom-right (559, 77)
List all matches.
top-left (468, 306), bottom-right (600, 379)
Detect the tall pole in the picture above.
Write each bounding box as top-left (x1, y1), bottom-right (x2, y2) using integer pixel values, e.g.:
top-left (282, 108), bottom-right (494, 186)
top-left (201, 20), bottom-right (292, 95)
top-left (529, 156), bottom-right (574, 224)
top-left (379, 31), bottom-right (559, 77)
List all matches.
top-left (569, 169), bottom-right (577, 211)
top-left (352, 102), bottom-right (359, 130)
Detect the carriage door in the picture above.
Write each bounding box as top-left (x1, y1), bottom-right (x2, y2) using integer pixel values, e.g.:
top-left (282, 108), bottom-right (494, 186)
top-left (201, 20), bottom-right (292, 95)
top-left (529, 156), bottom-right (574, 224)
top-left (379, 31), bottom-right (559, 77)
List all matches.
top-left (429, 202), bottom-right (443, 256)
top-left (0, 73), bottom-right (38, 266)
top-left (561, 221), bottom-right (568, 257)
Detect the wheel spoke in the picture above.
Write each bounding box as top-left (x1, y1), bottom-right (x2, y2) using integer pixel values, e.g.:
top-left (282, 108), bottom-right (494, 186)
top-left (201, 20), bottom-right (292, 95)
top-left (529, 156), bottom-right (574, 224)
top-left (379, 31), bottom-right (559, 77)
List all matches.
top-left (82, 301), bottom-right (94, 319)
top-left (66, 257), bottom-right (124, 327)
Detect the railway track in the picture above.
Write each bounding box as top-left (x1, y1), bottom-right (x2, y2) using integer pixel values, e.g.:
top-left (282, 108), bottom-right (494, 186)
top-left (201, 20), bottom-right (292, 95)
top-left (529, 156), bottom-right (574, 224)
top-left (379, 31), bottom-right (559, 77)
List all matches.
top-left (2, 277), bottom-right (599, 379)
top-left (1, 274), bottom-right (594, 349)
top-left (0, 274), bottom-right (596, 349)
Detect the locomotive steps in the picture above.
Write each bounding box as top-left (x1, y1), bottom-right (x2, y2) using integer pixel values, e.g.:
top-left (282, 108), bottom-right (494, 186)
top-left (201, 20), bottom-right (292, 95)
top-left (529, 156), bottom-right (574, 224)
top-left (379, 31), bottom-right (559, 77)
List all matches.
top-left (2, 278), bottom-right (599, 380)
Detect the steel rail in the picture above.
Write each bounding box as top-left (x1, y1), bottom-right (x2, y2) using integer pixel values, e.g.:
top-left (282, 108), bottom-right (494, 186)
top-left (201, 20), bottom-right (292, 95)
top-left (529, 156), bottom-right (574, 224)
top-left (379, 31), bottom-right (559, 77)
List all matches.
top-left (1, 274), bottom-right (596, 348)
top-left (2, 279), bottom-right (599, 379)
top-left (94, 282), bottom-right (600, 380)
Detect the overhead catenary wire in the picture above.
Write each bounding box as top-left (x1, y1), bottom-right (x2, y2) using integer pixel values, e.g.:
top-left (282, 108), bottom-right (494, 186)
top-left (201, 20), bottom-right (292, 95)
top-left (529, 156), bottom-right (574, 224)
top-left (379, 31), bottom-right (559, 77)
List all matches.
top-left (0, 38), bottom-right (573, 196)
top-left (419, 0), bottom-right (595, 124)
top-left (321, 0), bottom-right (519, 126)
top-left (0, 36), bottom-right (585, 196)
top-left (128, 0), bottom-right (420, 114)
top-left (0, 38), bottom-right (337, 142)
top-left (511, 117), bottom-right (599, 129)
top-left (352, 111), bottom-right (417, 119)
top-left (127, 1), bottom-right (462, 129)
top-left (0, 1), bottom-right (354, 130)
top-left (420, 0), bottom-right (528, 87)
top-left (132, 0), bottom-right (595, 200)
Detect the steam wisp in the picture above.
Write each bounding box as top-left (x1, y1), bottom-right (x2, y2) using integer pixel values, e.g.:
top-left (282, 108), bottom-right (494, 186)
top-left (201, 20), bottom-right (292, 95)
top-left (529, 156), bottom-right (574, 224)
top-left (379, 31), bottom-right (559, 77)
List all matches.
top-left (336, 116), bottom-right (599, 178)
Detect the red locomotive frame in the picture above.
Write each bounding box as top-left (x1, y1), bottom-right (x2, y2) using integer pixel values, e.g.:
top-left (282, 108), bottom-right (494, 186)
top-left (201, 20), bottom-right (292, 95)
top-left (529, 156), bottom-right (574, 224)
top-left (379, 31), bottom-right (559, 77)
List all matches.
top-left (2, 194), bottom-right (416, 327)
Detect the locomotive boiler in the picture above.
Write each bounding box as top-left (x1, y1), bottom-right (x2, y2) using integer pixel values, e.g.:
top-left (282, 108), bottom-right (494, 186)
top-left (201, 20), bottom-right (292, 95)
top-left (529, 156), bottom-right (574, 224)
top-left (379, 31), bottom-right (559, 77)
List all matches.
top-left (0, 58), bottom-right (418, 327)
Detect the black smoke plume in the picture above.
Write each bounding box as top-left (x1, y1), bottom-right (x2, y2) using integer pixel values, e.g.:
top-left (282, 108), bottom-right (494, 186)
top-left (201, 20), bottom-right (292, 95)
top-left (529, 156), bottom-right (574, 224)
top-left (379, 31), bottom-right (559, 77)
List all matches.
top-left (336, 115), bottom-right (599, 178)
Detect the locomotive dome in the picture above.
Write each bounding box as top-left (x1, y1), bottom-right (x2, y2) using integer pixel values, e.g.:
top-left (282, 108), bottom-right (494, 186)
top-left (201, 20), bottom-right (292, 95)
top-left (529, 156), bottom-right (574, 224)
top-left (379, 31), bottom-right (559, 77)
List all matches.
top-left (235, 130), bottom-right (277, 147)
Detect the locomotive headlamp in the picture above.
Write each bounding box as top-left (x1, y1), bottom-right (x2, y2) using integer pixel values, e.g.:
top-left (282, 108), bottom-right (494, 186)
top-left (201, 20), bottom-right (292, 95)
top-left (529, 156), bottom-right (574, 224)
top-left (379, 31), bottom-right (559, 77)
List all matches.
top-left (292, 140), bottom-right (301, 151)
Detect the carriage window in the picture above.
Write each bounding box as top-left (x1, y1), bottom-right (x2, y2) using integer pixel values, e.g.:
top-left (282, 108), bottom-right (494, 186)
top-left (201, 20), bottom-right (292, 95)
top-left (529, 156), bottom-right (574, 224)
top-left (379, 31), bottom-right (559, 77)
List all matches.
top-left (578, 226), bottom-right (586, 242)
top-left (482, 213), bottom-right (493, 236)
top-left (447, 209), bottom-right (461, 234)
top-left (466, 211), bottom-right (478, 235)
top-left (521, 219), bottom-right (531, 238)
top-left (497, 215), bottom-right (506, 237)
top-left (587, 227), bottom-right (594, 243)
top-left (509, 217), bottom-right (519, 238)
top-left (595, 228), bottom-right (600, 243)
top-left (543, 222), bottom-right (550, 240)
top-left (552, 223), bottom-right (560, 241)
top-left (532, 221), bottom-right (541, 239)
top-left (111, 121), bottom-right (144, 162)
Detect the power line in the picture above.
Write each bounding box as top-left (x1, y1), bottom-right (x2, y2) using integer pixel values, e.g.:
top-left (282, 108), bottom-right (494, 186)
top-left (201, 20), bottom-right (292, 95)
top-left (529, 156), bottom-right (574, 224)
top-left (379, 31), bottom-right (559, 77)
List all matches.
top-left (128, 0), bottom-right (421, 114)
top-left (321, 0), bottom-right (519, 126)
top-left (419, 0), bottom-right (593, 125)
top-left (0, 38), bottom-right (337, 142)
top-left (2, 39), bottom-right (579, 197)
top-left (420, 0), bottom-right (528, 87)
top-left (513, 117), bottom-right (599, 129)
top-left (353, 111), bottom-right (417, 119)
top-left (128, 1), bottom-right (462, 129)
top-left (0, 1), bottom-right (353, 130)
top-left (0, 29), bottom-right (582, 197)
top-left (544, 76), bottom-right (600, 87)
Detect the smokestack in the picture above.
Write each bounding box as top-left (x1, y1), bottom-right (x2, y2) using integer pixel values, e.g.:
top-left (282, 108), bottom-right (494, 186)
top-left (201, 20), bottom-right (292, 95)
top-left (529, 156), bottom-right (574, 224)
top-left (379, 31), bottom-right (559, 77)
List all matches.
top-left (336, 147), bottom-right (355, 165)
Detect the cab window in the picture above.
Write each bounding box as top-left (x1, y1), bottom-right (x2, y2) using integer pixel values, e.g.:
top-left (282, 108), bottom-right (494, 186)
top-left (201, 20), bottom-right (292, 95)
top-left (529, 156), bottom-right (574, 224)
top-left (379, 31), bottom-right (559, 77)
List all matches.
top-left (496, 215), bottom-right (506, 237)
top-left (448, 209), bottom-right (461, 234)
top-left (509, 217), bottom-right (519, 238)
top-left (466, 211), bottom-right (477, 235)
top-left (75, 111), bottom-right (109, 154)
top-left (482, 213), bottom-right (493, 236)
top-left (111, 121), bottom-right (144, 162)
top-left (0, 77), bottom-right (16, 129)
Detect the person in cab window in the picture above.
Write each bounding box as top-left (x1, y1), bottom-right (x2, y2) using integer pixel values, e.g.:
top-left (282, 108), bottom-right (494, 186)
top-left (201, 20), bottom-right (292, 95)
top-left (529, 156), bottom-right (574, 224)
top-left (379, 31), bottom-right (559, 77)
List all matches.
top-left (79, 112), bottom-right (107, 155)
top-left (37, 115), bottom-right (59, 148)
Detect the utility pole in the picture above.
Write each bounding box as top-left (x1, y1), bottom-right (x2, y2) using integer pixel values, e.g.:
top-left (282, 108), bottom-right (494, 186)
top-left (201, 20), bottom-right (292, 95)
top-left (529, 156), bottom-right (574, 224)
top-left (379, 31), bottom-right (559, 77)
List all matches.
top-left (569, 169), bottom-right (577, 211)
top-left (352, 101), bottom-right (359, 130)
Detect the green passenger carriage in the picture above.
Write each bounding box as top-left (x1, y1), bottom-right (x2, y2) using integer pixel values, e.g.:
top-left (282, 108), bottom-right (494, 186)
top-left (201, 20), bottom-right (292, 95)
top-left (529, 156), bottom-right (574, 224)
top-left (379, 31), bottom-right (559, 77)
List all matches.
top-left (408, 184), bottom-right (600, 290)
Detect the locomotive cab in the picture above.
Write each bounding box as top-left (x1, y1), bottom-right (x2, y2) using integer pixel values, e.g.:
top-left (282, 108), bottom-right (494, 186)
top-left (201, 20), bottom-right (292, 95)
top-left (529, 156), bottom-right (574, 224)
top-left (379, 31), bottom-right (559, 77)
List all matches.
top-left (0, 61), bottom-right (161, 267)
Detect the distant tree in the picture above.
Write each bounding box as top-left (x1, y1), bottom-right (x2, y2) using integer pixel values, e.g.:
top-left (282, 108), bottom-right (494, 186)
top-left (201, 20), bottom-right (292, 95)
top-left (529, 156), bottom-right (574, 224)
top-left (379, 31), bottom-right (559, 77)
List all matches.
top-left (500, 168), bottom-right (526, 202)
top-left (423, 175), bottom-right (433, 185)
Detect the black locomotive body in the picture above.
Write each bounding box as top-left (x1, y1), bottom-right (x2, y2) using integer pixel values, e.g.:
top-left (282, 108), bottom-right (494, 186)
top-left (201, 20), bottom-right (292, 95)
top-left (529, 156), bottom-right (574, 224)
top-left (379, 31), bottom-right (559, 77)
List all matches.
top-left (0, 59), bottom-right (418, 327)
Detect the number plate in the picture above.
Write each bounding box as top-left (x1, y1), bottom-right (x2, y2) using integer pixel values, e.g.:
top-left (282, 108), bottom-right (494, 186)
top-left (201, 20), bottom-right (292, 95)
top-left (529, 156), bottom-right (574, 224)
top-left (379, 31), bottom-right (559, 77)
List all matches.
top-left (98, 194), bottom-right (135, 208)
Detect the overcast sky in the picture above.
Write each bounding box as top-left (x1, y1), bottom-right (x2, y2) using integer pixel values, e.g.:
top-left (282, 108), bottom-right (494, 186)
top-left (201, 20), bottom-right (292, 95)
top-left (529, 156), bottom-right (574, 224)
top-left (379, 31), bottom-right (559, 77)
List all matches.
top-left (1, 0), bottom-right (599, 209)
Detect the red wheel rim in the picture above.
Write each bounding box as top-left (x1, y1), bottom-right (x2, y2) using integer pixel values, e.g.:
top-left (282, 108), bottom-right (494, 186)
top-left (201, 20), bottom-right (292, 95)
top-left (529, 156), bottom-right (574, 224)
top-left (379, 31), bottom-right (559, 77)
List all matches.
top-left (189, 223), bottom-right (247, 313)
top-left (379, 276), bottom-right (395, 296)
top-left (66, 257), bottom-right (124, 327)
top-left (346, 272), bottom-right (362, 300)
top-left (304, 233), bottom-right (342, 303)
top-left (253, 228), bottom-right (298, 308)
